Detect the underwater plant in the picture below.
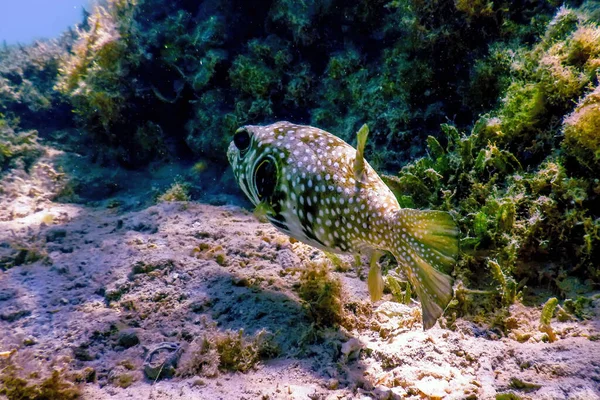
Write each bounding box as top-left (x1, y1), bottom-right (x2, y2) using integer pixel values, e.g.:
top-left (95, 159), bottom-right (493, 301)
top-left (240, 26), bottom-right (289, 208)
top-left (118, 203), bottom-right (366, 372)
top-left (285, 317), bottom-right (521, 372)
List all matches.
top-left (0, 118), bottom-right (43, 173)
top-left (0, 363), bottom-right (80, 400)
top-left (178, 329), bottom-right (278, 376)
top-left (297, 261), bottom-right (345, 328)
top-left (539, 297), bottom-right (559, 342)
top-left (157, 181), bottom-right (191, 202)
top-left (55, 0), bottom-right (165, 166)
top-left (392, 4), bottom-right (600, 318)
top-left (0, 39), bottom-right (73, 131)
top-left (563, 85), bottom-right (600, 172)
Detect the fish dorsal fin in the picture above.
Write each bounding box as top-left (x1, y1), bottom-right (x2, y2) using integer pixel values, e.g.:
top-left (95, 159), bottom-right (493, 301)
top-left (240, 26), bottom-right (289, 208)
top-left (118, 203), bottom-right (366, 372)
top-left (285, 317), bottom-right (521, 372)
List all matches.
top-left (354, 124), bottom-right (369, 185)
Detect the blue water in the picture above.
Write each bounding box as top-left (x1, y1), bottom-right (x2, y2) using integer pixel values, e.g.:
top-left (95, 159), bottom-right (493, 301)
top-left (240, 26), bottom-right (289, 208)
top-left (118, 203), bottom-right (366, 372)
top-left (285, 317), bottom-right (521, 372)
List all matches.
top-left (0, 0), bottom-right (92, 45)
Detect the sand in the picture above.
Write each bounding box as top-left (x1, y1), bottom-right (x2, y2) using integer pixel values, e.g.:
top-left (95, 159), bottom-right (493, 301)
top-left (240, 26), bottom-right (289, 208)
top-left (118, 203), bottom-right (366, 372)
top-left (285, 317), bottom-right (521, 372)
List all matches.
top-left (1, 147), bottom-right (599, 400)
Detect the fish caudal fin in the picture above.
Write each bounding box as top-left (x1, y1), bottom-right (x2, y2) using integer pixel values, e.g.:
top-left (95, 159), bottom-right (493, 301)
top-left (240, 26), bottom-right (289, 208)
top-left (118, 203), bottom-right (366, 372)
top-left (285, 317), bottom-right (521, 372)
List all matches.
top-left (390, 209), bottom-right (458, 329)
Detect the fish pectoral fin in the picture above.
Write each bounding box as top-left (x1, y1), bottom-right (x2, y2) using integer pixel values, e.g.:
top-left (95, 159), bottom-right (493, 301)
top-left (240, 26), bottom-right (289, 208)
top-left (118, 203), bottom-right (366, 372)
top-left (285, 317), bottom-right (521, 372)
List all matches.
top-left (253, 201), bottom-right (275, 222)
top-left (367, 250), bottom-right (384, 302)
top-left (353, 124), bottom-right (369, 184)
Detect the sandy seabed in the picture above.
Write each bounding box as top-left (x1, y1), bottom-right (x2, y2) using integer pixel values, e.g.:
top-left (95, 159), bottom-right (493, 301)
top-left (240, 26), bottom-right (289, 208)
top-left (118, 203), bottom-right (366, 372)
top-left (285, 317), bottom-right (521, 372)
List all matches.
top-left (1, 149), bottom-right (599, 400)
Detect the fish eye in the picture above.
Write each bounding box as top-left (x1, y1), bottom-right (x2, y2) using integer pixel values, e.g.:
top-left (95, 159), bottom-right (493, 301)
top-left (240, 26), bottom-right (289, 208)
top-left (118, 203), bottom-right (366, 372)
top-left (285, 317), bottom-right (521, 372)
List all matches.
top-left (233, 128), bottom-right (251, 152)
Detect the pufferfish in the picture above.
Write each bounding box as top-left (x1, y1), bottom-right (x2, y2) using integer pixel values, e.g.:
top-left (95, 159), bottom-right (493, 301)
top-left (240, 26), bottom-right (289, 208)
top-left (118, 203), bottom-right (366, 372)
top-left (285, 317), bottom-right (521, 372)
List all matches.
top-left (227, 121), bottom-right (459, 329)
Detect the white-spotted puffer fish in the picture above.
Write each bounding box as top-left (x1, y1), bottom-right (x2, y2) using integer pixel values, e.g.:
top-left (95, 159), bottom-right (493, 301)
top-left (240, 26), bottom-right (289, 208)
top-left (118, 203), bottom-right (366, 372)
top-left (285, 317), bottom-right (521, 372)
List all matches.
top-left (227, 122), bottom-right (458, 329)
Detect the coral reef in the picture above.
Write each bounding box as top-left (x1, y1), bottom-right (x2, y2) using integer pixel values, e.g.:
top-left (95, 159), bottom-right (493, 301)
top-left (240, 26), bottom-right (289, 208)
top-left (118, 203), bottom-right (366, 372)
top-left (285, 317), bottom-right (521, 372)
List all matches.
top-left (1, 0), bottom-right (596, 330)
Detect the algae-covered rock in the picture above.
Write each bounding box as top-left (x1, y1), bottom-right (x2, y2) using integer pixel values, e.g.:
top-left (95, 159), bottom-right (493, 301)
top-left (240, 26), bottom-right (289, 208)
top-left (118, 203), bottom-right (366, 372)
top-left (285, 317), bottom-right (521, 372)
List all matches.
top-left (143, 342), bottom-right (182, 380)
top-left (117, 329), bottom-right (140, 349)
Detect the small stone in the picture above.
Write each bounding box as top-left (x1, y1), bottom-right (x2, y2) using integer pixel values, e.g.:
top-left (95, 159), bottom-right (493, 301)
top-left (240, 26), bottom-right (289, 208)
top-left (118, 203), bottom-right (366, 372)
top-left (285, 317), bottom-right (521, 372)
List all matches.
top-left (341, 338), bottom-right (362, 361)
top-left (23, 336), bottom-right (37, 346)
top-left (83, 367), bottom-right (97, 383)
top-left (327, 379), bottom-right (339, 390)
top-left (117, 329), bottom-right (140, 349)
top-left (415, 377), bottom-right (449, 399)
top-left (189, 297), bottom-right (212, 313)
top-left (104, 279), bottom-right (130, 302)
top-left (73, 345), bottom-right (94, 361)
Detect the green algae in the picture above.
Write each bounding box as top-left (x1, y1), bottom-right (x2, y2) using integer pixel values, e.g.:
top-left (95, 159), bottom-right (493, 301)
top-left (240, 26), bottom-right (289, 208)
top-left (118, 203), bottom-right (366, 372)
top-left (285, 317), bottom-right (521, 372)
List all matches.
top-left (0, 121), bottom-right (42, 173)
top-left (539, 297), bottom-right (559, 342)
top-left (296, 260), bottom-right (345, 328)
top-left (391, 4), bottom-right (600, 320)
top-left (563, 86), bottom-right (600, 172)
top-left (179, 329), bottom-right (279, 376)
top-left (0, 364), bottom-right (80, 400)
top-left (157, 181), bottom-right (190, 202)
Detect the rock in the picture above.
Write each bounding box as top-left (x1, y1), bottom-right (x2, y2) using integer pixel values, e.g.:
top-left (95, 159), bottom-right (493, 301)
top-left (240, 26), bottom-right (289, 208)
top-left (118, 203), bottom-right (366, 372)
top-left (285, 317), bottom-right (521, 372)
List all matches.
top-left (0, 288), bottom-right (16, 301)
top-left (341, 338), bottom-right (363, 361)
top-left (415, 377), bottom-right (449, 400)
top-left (0, 308), bottom-right (31, 322)
top-left (117, 329), bottom-right (140, 349)
top-left (73, 345), bottom-right (95, 361)
top-left (143, 342), bottom-right (182, 380)
top-left (104, 278), bottom-right (130, 302)
top-left (45, 228), bottom-right (67, 243)
top-left (59, 246), bottom-right (74, 253)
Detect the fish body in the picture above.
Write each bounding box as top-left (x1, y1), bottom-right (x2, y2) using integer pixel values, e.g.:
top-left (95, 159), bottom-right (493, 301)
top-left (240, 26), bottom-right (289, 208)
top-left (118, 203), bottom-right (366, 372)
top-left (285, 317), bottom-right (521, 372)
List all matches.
top-left (227, 121), bottom-right (458, 329)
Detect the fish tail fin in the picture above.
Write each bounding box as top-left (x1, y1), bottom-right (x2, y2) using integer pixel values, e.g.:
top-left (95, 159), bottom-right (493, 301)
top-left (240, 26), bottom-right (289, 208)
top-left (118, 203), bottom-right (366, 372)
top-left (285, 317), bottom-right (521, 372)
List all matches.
top-left (389, 209), bottom-right (458, 329)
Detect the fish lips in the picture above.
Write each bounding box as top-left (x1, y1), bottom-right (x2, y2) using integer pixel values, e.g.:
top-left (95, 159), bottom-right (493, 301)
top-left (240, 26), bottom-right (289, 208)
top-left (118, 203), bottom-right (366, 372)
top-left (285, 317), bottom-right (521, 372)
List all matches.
top-left (226, 141), bottom-right (239, 168)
